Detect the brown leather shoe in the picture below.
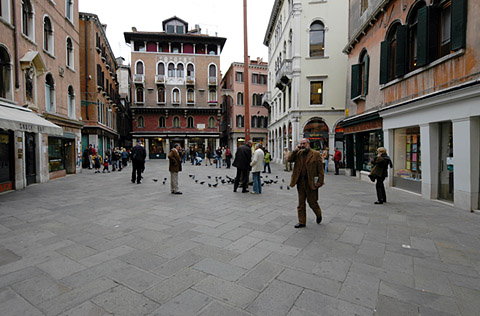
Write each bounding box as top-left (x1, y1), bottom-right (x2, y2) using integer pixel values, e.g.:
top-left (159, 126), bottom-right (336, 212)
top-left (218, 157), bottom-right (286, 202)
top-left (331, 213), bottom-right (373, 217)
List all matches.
top-left (294, 223), bottom-right (306, 228)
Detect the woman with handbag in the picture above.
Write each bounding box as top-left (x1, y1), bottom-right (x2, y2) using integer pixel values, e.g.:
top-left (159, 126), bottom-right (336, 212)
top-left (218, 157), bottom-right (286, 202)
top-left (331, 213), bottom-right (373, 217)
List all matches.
top-left (369, 147), bottom-right (393, 204)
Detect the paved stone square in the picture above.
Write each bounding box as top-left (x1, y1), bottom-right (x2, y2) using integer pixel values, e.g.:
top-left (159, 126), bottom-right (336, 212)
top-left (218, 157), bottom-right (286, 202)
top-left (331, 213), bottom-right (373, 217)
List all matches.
top-left (0, 160), bottom-right (479, 316)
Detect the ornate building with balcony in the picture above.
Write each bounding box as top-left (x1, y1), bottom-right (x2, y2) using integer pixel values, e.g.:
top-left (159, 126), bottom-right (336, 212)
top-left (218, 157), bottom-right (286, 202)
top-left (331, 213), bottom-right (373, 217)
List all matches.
top-left (80, 12), bottom-right (121, 159)
top-left (0, 0), bottom-right (82, 192)
top-left (124, 17), bottom-right (226, 158)
top-left (220, 59), bottom-right (269, 153)
top-left (263, 0), bottom-right (348, 167)
top-left (343, 0), bottom-right (480, 211)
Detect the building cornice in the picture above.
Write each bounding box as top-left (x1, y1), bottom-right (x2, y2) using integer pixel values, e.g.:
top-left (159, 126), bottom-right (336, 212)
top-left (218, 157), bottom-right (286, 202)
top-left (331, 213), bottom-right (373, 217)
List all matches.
top-left (263, 0), bottom-right (284, 46)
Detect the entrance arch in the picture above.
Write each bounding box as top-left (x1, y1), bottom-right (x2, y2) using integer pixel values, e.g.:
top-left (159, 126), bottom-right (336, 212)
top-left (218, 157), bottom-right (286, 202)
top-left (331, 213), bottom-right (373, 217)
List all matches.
top-left (303, 118), bottom-right (329, 151)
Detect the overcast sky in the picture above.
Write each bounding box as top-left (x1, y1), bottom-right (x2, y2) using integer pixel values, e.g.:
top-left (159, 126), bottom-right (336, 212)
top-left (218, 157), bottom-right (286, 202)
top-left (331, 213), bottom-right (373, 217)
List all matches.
top-left (79, 0), bottom-right (275, 74)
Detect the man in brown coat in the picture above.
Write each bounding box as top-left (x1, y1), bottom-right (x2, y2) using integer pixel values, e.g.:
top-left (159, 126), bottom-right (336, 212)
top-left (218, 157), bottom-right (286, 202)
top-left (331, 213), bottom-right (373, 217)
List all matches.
top-left (168, 143), bottom-right (183, 194)
top-left (288, 138), bottom-right (324, 228)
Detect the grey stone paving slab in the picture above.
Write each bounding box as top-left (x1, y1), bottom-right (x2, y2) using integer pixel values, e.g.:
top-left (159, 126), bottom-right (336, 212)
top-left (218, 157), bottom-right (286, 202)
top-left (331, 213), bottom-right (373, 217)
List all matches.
top-left (57, 301), bottom-right (112, 316)
top-left (413, 265), bottom-right (454, 296)
top-left (117, 249), bottom-right (168, 271)
top-left (220, 227), bottom-right (254, 241)
top-left (197, 301), bottom-right (255, 316)
top-left (193, 275), bottom-right (258, 308)
top-left (238, 260), bottom-right (284, 292)
top-left (256, 240), bottom-right (302, 256)
top-left (0, 248), bottom-right (21, 266)
top-left (295, 288), bottom-right (374, 316)
top-left (230, 246), bottom-right (272, 270)
top-left (312, 256), bottom-right (352, 282)
top-left (91, 285), bottom-right (159, 316)
top-left (12, 274), bottom-right (70, 305)
top-left (374, 295), bottom-right (418, 316)
top-left (266, 252), bottom-right (317, 274)
top-left (59, 259), bottom-right (129, 288)
top-left (278, 267), bottom-right (342, 297)
top-left (105, 264), bottom-right (164, 293)
top-left (382, 251), bottom-right (414, 275)
top-left (78, 245), bottom-right (135, 267)
top-left (191, 233), bottom-right (233, 248)
top-left (56, 243), bottom-right (99, 261)
top-left (338, 272), bottom-right (380, 309)
top-left (246, 279), bottom-right (303, 316)
top-left (37, 256), bottom-right (86, 279)
top-left (286, 307), bottom-right (319, 316)
top-left (225, 235), bottom-right (262, 253)
top-left (0, 287), bottom-right (44, 316)
top-left (192, 258), bottom-right (247, 281)
top-left (148, 289), bottom-right (212, 316)
top-left (0, 266), bottom-right (45, 289)
top-left (144, 268), bottom-right (207, 304)
top-left (151, 251), bottom-right (204, 277)
top-left (192, 244), bottom-right (239, 263)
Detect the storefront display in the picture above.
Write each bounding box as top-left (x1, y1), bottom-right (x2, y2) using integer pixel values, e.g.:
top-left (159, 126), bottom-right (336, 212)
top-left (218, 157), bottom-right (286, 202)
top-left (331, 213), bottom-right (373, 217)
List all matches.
top-left (0, 131), bottom-right (13, 192)
top-left (48, 137), bottom-right (65, 172)
top-left (393, 126), bottom-right (421, 193)
top-left (360, 130), bottom-right (383, 171)
top-left (149, 138), bottom-right (165, 159)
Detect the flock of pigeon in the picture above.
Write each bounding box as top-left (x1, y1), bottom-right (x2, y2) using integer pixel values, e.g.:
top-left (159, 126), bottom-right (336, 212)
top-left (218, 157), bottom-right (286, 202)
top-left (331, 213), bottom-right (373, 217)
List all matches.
top-left (152, 174), bottom-right (291, 190)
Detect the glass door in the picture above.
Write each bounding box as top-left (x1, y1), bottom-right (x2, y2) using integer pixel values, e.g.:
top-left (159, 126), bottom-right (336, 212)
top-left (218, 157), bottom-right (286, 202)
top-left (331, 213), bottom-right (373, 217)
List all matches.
top-left (438, 122), bottom-right (453, 201)
top-left (25, 132), bottom-right (36, 185)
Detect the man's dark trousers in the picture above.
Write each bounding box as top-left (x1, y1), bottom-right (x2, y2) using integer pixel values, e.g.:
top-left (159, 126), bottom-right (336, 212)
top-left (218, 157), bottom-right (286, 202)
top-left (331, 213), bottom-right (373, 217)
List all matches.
top-left (234, 168), bottom-right (249, 192)
top-left (131, 161), bottom-right (143, 183)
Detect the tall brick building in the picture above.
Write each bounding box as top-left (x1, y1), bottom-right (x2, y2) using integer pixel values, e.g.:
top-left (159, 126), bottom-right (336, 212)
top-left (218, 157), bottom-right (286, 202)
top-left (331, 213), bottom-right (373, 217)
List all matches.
top-left (124, 17), bottom-right (226, 159)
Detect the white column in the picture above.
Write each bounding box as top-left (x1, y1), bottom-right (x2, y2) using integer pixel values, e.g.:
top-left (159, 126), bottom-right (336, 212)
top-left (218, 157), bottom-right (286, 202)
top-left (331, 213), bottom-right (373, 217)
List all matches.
top-left (145, 138), bottom-right (150, 160)
top-left (383, 128), bottom-right (395, 187)
top-left (419, 123), bottom-right (439, 200)
top-left (184, 138), bottom-right (188, 149)
top-left (453, 117), bottom-right (480, 211)
top-left (216, 138), bottom-right (220, 149)
top-left (328, 132), bottom-right (335, 171)
top-left (166, 139), bottom-right (170, 152)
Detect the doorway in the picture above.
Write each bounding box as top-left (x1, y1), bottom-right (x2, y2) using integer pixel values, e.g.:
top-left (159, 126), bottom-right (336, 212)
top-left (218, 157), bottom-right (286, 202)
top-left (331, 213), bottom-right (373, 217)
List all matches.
top-left (438, 122), bottom-right (453, 202)
top-left (25, 132), bottom-right (36, 185)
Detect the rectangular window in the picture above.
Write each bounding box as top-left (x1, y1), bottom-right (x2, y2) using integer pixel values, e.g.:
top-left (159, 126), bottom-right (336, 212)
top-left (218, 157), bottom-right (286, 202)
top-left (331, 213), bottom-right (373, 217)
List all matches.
top-left (176, 25), bottom-right (184, 34)
top-left (259, 75), bottom-right (267, 85)
top-left (252, 74), bottom-right (259, 84)
top-left (361, 0), bottom-right (368, 14)
top-left (310, 81), bottom-right (323, 105)
top-left (48, 137), bottom-right (65, 172)
top-left (167, 25), bottom-right (175, 34)
top-left (235, 72), bottom-right (243, 82)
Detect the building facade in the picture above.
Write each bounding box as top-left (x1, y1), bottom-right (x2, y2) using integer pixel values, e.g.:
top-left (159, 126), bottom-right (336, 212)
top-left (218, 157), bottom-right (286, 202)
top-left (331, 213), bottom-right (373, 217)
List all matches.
top-left (115, 57), bottom-right (132, 149)
top-left (0, 0), bottom-right (82, 192)
top-left (79, 12), bottom-right (121, 159)
top-left (220, 59), bottom-right (269, 153)
top-left (124, 17), bottom-right (226, 159)
top-left (263, 0), bottom-right (348, 167)
top-left (344, 0), bottom-right (479, 211)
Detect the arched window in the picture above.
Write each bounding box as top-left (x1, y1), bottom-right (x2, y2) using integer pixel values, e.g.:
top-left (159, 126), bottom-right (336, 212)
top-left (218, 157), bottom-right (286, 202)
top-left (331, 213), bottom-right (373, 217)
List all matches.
top-left (67, 86), bottom-right (75, 118)
top-left (22, 0), bottom-right (34, 39)
top-left (236, 115), bottom-right (244, 128)
top-left (157, 87), bottom-right (165, 103)
top-left (351, 49), bottom-right (370, 99)
top-left (187, 64), bottom-right (194, 77)
top-left (187, 116), bottom-right (194, 128)
top-left (137, 116), bottom-right (144, 128)
top-left (135, 61), bottom-right (144, 74)
top-left (173, 116), bottom-right (180, 128)
top-left (237, 92), bottom-right (244, 105)
top-left (43, 16), bottom-right (54, 54)
top-left (45, 73), bottom-right (55, 112)
top-left (177, 63), bottom-right (184, 78)
top-left (208, 89), bottom-right (216, 102)
top-left (187, 88), bottom-right (194, 103)
top-left (288, 29), bottom-right (293, 59)
top-left (408, 1), bottom-right (427, 71)
top-left (172, 88), bottom-right (180, 103)
top-left (65, 0), bottom-right (74, 21)
top-left (136, 87), bottom-right (144, 103)
top-left (387, 23), bottom-right (400, 81)
top-left (158, 116), bottom-right (166, 128)
top-left (209, 64), bottom-right (216, 77)
top-left (208, 116), bottom-right (215, 128)
top-left (66, 37), bottom-right (74, 68)
top-left (0, 46), bottom-right (12, 100)
top-left (253, 94), bottom-right (259, 106)
top-left (309, 21), bottom-right (325, 57)
top-left (168, 63), bottom-right (175, 77)
top-left (251, 116), bottom-right (257, 128)
top-left (157, 62), bottom-right (165, 75)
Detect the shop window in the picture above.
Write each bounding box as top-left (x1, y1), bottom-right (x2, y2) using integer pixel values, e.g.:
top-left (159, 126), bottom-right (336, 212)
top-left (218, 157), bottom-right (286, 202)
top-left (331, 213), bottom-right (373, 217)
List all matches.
top-left (208, 116), bottom-right (215, 128)
top-left (0, 46), bottom-right (13, 100)
top-left (173, 116), bottom-right (180, 128)
top-left (158, 116), bottom-right (166, 128)
top-left (393, 126), bottom-right (421, 193)
top-left (309, 21), bottom-right (325, 57)
top-left (45, 73), bottom-right (55, 112)
top-left (43, 16), bottom-right (54, 55)
top-left (67, 86), bottom-right (75, 118)
top-left (66, 37), bottom-right (74, 69)
top-left (236, 71), bottom-right (243, 82)
top-left (137, 116), bottom-right (144, 128)
top-left (22, 0), bottom-right (34, 40)
top-left (310, 81), bottom-right (323, 105)
top-left (237, 92), bottom-right (244, 105)
top-left (48, 137), bottom-right (65, 172)
top-left (187, 117), bottom-right (194, 128)
top-left (0, 132), bottom-right (12, 185)
top-left (65, 0), bottom-right (73, 22)
top-left (157, 87), bottom-right (165, 104)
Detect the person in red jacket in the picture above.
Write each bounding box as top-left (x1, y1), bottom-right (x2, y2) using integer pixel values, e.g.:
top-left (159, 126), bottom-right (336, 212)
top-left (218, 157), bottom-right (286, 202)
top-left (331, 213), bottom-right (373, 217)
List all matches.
top-left (334, 147), bottom-right (342, 175)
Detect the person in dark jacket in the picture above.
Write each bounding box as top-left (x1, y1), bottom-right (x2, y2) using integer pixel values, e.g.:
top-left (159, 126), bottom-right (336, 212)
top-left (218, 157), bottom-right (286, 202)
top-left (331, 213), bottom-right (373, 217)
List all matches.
top-left (232, 141), bottom-right (252, 193)
top-left (168, 143), bottom-right (183, 194)
top-left (131, 141), bottom-right (146, 184)
top-left (369, 147), bottom-right (393, 204)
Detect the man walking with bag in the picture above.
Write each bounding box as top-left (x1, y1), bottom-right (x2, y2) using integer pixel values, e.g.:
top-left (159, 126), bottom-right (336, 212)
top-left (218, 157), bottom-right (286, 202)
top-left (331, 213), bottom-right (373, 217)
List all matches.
top-left (288, 138), bottom-right (324, 228)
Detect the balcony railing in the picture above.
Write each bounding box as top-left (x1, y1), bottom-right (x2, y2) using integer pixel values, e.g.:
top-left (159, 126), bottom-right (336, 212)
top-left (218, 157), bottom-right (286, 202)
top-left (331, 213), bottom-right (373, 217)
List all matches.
top-left (261, 92), bottom-right (271, 105)
top-left (155, 74), bottom-right (165, 84)
top-left (187, 100), bottom-right (195, 105)
top-left (275, 59), bottom-right (292, 87)
top-left (208, 76), bottom-right (217, 85)
top-left (208, 100), bottom-right (218, 106)
top-left (186, 75), bottom-right (195, 85)
top-left (133, 74), bottom-right (145, 84)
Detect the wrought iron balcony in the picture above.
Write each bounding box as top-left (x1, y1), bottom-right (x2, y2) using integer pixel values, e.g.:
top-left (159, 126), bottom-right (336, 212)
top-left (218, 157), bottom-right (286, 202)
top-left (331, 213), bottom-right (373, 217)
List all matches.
top-left (275, 59), bottom-right (292, 89)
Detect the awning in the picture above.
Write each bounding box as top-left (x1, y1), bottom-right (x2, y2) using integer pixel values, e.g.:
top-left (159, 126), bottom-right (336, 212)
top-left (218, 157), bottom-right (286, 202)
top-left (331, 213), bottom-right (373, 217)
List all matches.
top-left (0, 103), bottom-right (63, 136)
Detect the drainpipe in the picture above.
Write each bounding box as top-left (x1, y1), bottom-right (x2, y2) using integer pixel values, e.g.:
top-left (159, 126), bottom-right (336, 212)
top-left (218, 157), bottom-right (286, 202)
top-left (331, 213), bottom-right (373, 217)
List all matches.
top-left (84, 16), bottom-right (89, 120)
top-left (12, 0), bottom-right (19, 89)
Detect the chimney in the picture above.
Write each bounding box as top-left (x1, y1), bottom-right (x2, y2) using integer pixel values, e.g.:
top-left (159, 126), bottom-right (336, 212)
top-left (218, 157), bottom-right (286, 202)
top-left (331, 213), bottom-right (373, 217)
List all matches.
top-left (132, 27), bottom-right (137, 32)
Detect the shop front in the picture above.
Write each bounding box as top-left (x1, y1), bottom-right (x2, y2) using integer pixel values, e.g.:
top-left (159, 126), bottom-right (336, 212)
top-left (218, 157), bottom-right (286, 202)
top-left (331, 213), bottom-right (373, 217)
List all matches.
top-left (0, 131), bottom-right (14, 192)
top-left (392, 126), bottom-right (422, 194)
top-left (341, 112), bottom-right (383, 179)
top-left (303, 119), bottom-right (329, 151)
top-left (149, 137), bottom-right (166, 159)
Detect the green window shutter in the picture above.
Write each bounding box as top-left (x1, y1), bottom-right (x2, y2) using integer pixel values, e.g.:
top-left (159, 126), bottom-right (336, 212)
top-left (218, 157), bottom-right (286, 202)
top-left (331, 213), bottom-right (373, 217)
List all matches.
top-left (380, 41), bottom-right (389, 84)
top-left (417, 6), bottom-right (429, 67)
top-left (351, 64), bottom-right (361, 99)
top-left (451, 0), bottom-right (467, 50)
top-left (395, 25), bottom-right (408, 78)
top-left (364, 54), bottom-right (369, 95)
top-left (428, 6), bottom-right (440, 62)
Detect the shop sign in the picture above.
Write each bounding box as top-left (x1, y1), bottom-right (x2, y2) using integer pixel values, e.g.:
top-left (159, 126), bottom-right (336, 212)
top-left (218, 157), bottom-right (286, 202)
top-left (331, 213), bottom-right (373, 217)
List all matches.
top-left (304, 132), bottom-right (328, 138)
top-left (0, 182), bottom-right (12, 192)
top-left (18, 123), bottom-right (45, 133)
top-left (343, 119), bottom-right (382, 134)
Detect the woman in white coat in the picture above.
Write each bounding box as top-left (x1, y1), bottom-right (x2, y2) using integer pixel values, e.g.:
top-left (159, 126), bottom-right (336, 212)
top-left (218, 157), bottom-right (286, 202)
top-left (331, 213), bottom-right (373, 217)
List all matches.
top-left (250, 143), bottom-right (265, 194)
